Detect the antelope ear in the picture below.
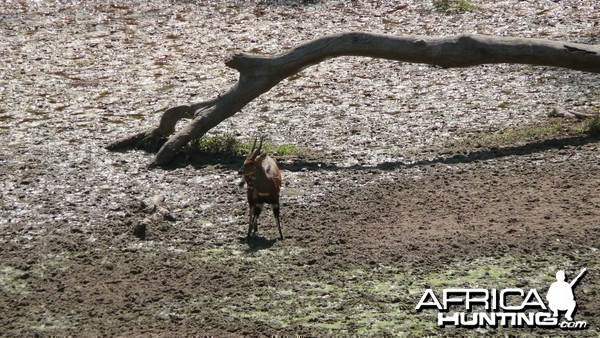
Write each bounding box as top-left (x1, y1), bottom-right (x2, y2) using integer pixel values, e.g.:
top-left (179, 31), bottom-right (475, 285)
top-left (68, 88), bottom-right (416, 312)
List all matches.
top-left (257, 153), bottom-right (268, 160)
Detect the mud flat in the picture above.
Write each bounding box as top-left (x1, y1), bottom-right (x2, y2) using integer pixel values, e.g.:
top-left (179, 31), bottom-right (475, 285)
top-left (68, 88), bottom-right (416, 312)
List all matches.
top-left (1, 0), bottom-right (598, 335)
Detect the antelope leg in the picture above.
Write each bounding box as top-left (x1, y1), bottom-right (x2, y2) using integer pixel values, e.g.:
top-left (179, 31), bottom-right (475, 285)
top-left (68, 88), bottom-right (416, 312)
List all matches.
top-left (273, 204), bottom-right (283, 240)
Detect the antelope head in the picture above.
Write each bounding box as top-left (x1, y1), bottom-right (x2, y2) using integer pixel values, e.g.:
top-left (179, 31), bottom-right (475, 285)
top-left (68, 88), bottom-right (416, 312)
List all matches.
top-left (238, 137), bottom-right (266, 176)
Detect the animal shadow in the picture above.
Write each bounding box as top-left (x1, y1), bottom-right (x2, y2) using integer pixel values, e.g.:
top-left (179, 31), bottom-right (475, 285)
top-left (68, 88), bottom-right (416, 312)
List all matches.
top-left (240, 236), bottom-right (277, 252)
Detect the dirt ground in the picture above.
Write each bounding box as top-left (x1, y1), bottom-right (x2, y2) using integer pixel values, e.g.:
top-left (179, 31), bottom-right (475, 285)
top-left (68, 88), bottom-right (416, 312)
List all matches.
top-left (1, 0), bottom-right (599, 336)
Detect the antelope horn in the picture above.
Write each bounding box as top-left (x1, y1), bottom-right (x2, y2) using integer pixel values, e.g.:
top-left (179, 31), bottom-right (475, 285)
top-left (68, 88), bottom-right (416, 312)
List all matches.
top-left (250, 137), bottom-right (257, 154)
top-left (257, 137), bottom-right (264, 154)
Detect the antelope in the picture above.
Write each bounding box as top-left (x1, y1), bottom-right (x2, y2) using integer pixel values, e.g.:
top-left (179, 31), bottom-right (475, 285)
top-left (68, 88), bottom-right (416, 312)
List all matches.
top-left (238, 137), bottom-right (283, 240)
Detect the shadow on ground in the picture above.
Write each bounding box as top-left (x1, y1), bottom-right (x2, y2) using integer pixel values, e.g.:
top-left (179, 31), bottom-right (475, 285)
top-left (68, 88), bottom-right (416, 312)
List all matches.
top-left (151, 134), bottom-right (600, 172)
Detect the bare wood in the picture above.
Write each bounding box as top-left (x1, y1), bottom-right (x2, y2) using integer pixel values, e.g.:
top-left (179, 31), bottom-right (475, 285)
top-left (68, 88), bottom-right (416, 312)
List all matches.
top-left (548, 107), bottom-right (593, 120)
top-left (106, 105), bottom-right (193, 152)
top-left (106, 32), bottom-right (600, 166)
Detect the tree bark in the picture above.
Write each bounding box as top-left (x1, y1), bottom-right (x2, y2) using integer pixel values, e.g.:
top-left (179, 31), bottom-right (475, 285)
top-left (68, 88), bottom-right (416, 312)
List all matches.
top-left (106, 32), bottom-right (600, 167)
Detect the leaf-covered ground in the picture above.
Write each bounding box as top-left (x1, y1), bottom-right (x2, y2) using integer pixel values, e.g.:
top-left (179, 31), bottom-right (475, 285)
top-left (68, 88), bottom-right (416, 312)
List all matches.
top-left (1, 0), bottom-right (599, 336)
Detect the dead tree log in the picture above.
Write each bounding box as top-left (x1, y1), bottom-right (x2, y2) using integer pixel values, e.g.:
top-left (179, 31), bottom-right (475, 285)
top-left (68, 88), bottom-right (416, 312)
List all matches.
top-left (106, 32), bottom-right (600, 167)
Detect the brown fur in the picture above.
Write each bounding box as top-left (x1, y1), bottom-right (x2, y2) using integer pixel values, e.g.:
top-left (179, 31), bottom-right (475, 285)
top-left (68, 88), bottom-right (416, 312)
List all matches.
top-left (238, 138), bottom-right (283, 240)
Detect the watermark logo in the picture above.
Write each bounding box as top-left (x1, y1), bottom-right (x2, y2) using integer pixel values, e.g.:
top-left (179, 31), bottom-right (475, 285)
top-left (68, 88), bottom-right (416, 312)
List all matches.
top-left (415, 268), bottom-right (588, 330)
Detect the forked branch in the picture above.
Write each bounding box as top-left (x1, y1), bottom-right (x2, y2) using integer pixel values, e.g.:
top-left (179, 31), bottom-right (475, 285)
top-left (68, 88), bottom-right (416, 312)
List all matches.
top-left (106, 32), bottom-right (600, 167)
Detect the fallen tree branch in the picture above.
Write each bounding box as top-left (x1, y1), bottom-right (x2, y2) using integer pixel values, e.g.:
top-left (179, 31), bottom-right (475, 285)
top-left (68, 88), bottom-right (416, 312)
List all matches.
top-left (106, 32), bottom-right (600, 167)
top-left (548, 107), bottom-right (594, 120)
top-left (106, 105), bottom-right (195, 152)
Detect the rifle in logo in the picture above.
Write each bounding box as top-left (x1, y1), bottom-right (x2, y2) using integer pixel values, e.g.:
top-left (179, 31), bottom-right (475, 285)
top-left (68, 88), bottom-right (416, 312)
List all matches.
top-left (546, 268), bottom-right (587, 322)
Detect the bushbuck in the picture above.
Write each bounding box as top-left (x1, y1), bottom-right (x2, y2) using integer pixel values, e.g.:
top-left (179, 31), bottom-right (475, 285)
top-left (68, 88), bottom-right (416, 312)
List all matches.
top-left (238, 137), bottom-right (283, 240)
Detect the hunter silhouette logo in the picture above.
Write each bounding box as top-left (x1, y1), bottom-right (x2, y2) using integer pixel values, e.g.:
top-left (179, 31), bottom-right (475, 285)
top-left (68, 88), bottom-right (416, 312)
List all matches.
top-left (546, 268), bottom-right (586, 322)
top-left (415, 267), bottom-right (588, 330)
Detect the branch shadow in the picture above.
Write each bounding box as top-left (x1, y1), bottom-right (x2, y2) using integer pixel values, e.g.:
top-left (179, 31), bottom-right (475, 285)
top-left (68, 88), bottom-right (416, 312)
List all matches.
top-left (161, 134), bottom-right (599, 172)
top-left (161, 150), bottom-right (247, 171)
top-left (284, 134), bottom-right (600, 173)
top-left (404, 134), bottom-right (598, 169)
